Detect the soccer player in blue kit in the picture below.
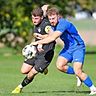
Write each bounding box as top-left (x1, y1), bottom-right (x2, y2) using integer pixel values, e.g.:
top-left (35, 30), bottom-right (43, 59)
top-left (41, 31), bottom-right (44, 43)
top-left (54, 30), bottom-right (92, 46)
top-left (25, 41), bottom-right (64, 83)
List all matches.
top-left (31, 7), bottom-right (96, 95)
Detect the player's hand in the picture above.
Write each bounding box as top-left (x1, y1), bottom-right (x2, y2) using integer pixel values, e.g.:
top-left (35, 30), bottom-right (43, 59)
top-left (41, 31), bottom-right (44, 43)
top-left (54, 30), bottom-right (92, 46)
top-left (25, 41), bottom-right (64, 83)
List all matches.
top-left (30, 41), bottom-right (38, 45)
top-left (37, 44), bottom-right (44, 52)
top-left (34, 33), bottom-right (43, 39)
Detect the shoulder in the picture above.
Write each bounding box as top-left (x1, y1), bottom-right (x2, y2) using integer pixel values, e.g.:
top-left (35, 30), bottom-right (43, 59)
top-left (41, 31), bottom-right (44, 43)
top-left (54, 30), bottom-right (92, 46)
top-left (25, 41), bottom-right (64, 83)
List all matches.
top-left (42, 17), bottom-right (50, 26)
top-left (58, 18), bottom-right (70, 25)
top-left (57, 18), bottom-right (71, 29)
top-left (42, 18), bottom-right (51, 33)
top-left (54, 18), bottom-right (71, 32)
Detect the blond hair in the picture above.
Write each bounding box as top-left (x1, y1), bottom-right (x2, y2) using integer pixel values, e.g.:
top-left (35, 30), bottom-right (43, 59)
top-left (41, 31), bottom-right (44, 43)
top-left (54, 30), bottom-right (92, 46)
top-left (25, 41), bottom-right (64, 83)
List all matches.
top-left (47, 7), bottom-right (59, 16)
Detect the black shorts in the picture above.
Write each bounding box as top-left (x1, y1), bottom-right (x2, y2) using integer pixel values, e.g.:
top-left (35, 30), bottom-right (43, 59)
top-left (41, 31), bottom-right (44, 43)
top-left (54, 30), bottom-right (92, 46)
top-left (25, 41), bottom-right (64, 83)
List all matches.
top-left (24, 50), bottom-right (54, 73)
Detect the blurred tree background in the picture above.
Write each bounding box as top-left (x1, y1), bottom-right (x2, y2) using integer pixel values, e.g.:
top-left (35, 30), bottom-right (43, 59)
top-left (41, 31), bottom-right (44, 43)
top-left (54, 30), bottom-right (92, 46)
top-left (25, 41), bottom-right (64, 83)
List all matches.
top-left (0, 0), bottom-right (96, 52)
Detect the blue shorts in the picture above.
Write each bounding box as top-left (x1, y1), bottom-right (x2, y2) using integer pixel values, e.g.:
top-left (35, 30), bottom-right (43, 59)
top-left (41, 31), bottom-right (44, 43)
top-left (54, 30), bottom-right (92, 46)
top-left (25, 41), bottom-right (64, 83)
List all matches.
top-left (59, 45), bottom-right (85, 64)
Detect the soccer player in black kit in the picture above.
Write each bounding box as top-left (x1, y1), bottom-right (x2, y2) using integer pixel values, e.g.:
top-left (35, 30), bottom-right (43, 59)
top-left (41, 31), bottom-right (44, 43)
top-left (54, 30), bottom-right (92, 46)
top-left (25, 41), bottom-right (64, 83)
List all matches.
top-left (12, 7), bottom-right (55, 93)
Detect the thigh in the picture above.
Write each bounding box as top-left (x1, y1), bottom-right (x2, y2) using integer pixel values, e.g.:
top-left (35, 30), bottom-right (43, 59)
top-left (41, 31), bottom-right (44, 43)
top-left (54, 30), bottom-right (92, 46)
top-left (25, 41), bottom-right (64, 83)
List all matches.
top-left (34, 57), bottom-right (49, 73)
top-left (45, 50), bottom-right (54, 63)
top-left (21, 57), bottom-right (36, 73)
top-left (24, 57), bottom-right (35, 66)
top-left (59, 48), bottom-right (73, 63)
top-left (72, 48), bottom-right (85, 64)
top-left (34, 50), bottom-right (54, 73)
top-left (21, 63), bottom-right (33, 74)
top-left (56, 56), bottom-right (68, 67)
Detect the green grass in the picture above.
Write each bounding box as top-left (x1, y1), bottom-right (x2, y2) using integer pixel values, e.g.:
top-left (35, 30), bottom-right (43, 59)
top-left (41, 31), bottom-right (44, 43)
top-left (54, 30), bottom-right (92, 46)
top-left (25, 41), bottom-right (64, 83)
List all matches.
top-left (0, 45), bottom-right (96, 96)
top-left (69, 19), bottom-right (96, 31)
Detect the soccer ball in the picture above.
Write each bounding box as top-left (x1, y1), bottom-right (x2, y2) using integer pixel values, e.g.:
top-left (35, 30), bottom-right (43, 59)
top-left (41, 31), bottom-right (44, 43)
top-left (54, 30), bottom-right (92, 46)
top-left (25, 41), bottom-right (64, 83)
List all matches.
top-left (22, 44), bottom-right (37, 59)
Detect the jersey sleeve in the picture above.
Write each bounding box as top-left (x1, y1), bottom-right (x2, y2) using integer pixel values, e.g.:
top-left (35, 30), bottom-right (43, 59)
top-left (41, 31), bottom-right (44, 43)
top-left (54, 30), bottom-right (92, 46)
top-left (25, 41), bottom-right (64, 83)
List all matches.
top-left (45, 25), bottom-right (52, 33)
top-left (56, 19), bottom-right (70, 33)
top-left (43, 19), bottom-right (52, 33)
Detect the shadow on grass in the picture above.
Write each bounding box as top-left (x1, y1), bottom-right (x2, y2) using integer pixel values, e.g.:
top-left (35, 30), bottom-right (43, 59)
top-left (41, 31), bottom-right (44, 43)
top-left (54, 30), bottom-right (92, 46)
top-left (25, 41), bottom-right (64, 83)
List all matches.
top-left (0, 90), bottom-right (90, 96)
top-left (23, 90), bottom-right (90, 94)
top-left (86, 51), bottom-right (96, 54)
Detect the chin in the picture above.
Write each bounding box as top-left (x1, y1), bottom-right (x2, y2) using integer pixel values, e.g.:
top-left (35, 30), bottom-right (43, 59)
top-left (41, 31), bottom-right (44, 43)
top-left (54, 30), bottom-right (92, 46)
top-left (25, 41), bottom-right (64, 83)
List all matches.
top-left (52, 24), bottom-right (56, 26)
top-left (51, 24), bottom-right (55, 26)
top-left (34, 23), bottom-right (38, 25)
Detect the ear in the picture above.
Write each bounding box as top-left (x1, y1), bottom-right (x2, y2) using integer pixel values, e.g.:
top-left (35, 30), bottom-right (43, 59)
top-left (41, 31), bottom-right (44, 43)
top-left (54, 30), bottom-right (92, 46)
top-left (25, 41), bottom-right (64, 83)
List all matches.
top-left (57, 14), bottom-right (60, 17)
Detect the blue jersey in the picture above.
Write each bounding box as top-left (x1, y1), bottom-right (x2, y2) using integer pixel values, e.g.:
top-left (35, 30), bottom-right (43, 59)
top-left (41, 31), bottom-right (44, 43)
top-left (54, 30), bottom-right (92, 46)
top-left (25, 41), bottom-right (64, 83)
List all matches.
top-left (52, 18), bottom-right (85, 49)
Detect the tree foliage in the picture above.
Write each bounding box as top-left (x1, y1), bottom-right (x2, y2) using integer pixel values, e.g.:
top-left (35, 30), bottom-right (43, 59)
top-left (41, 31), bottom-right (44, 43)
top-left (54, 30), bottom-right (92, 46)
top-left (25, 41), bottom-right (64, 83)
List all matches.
top-left (0, 0), bottom-right (96, 50)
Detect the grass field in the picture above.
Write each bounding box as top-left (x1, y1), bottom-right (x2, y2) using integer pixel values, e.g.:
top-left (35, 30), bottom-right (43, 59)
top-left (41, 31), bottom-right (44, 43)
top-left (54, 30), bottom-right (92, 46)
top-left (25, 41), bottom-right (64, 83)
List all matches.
top-left (0, 45), bottom-right (96, 96)
top-left (69, 19), bottom-right (96, 31)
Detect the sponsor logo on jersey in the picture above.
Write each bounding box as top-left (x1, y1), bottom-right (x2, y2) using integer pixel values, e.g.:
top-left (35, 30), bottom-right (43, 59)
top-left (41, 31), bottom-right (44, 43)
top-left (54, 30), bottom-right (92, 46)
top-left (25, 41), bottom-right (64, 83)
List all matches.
top-left (45, 26), bottom-right (51, 33)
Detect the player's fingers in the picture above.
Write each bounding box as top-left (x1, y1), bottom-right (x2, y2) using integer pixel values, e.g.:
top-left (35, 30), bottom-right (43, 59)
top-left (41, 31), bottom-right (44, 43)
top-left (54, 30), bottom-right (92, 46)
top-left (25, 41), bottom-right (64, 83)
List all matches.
top-left (30, 42), bottom-right (38, 45)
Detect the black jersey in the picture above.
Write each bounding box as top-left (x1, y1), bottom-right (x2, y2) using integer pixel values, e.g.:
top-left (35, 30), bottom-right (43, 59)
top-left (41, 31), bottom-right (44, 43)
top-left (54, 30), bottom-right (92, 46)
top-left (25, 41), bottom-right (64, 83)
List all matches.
top-left (24, 18), bottom-right (55, 73)
top-left (34, 17), bottom-right (56, 52)
top-left (34, 17), bottom-right (50, 37)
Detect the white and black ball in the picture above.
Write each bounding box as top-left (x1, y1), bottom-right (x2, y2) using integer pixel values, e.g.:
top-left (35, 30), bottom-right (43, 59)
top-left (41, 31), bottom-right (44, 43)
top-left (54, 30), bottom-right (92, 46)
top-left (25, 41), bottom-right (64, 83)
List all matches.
top-left (22, 45), bottom-right (37, 59)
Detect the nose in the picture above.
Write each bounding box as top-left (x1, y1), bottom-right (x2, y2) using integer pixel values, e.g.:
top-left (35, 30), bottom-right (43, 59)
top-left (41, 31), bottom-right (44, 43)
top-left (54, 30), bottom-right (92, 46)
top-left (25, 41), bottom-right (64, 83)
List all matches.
top-left (50, 20), bottom-right (54, 23)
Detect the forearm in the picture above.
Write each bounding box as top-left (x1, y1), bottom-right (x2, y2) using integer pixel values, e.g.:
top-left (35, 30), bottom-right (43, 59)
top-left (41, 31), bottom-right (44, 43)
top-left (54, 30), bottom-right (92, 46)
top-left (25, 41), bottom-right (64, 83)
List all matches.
top-left (31, 31), bottom-right (61, 45)
top-left (37, 36), bottom-right (55, 44)
top-left (41, 34), bottom-right (48, 39)
top-left (33, 33), bottom-right (48, 39)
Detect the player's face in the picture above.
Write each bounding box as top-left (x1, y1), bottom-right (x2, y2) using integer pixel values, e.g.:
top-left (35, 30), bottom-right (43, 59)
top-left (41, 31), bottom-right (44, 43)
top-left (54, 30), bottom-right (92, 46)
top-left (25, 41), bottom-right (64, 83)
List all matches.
top-left (32, 15), bottom-right (43, 25)
top-left (48, 14), bottom-right (58, 26)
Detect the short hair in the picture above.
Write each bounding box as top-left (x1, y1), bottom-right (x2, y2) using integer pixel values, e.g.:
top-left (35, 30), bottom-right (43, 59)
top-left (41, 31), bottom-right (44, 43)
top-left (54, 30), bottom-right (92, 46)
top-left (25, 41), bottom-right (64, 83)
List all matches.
top-left (47, 7), bottom-right (59, 16)
top-left (31, 7), bottom-right (43, 17)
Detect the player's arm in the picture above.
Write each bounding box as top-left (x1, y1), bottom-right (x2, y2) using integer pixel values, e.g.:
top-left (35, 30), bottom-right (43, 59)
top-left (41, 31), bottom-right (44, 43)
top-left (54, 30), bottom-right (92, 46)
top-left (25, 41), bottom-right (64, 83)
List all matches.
top-left (31, 31), bottom-right (62, 45)
top-left (33, 33), bottom-right (48, 39)
top-left (33, 25), bottom-right (53, 39)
